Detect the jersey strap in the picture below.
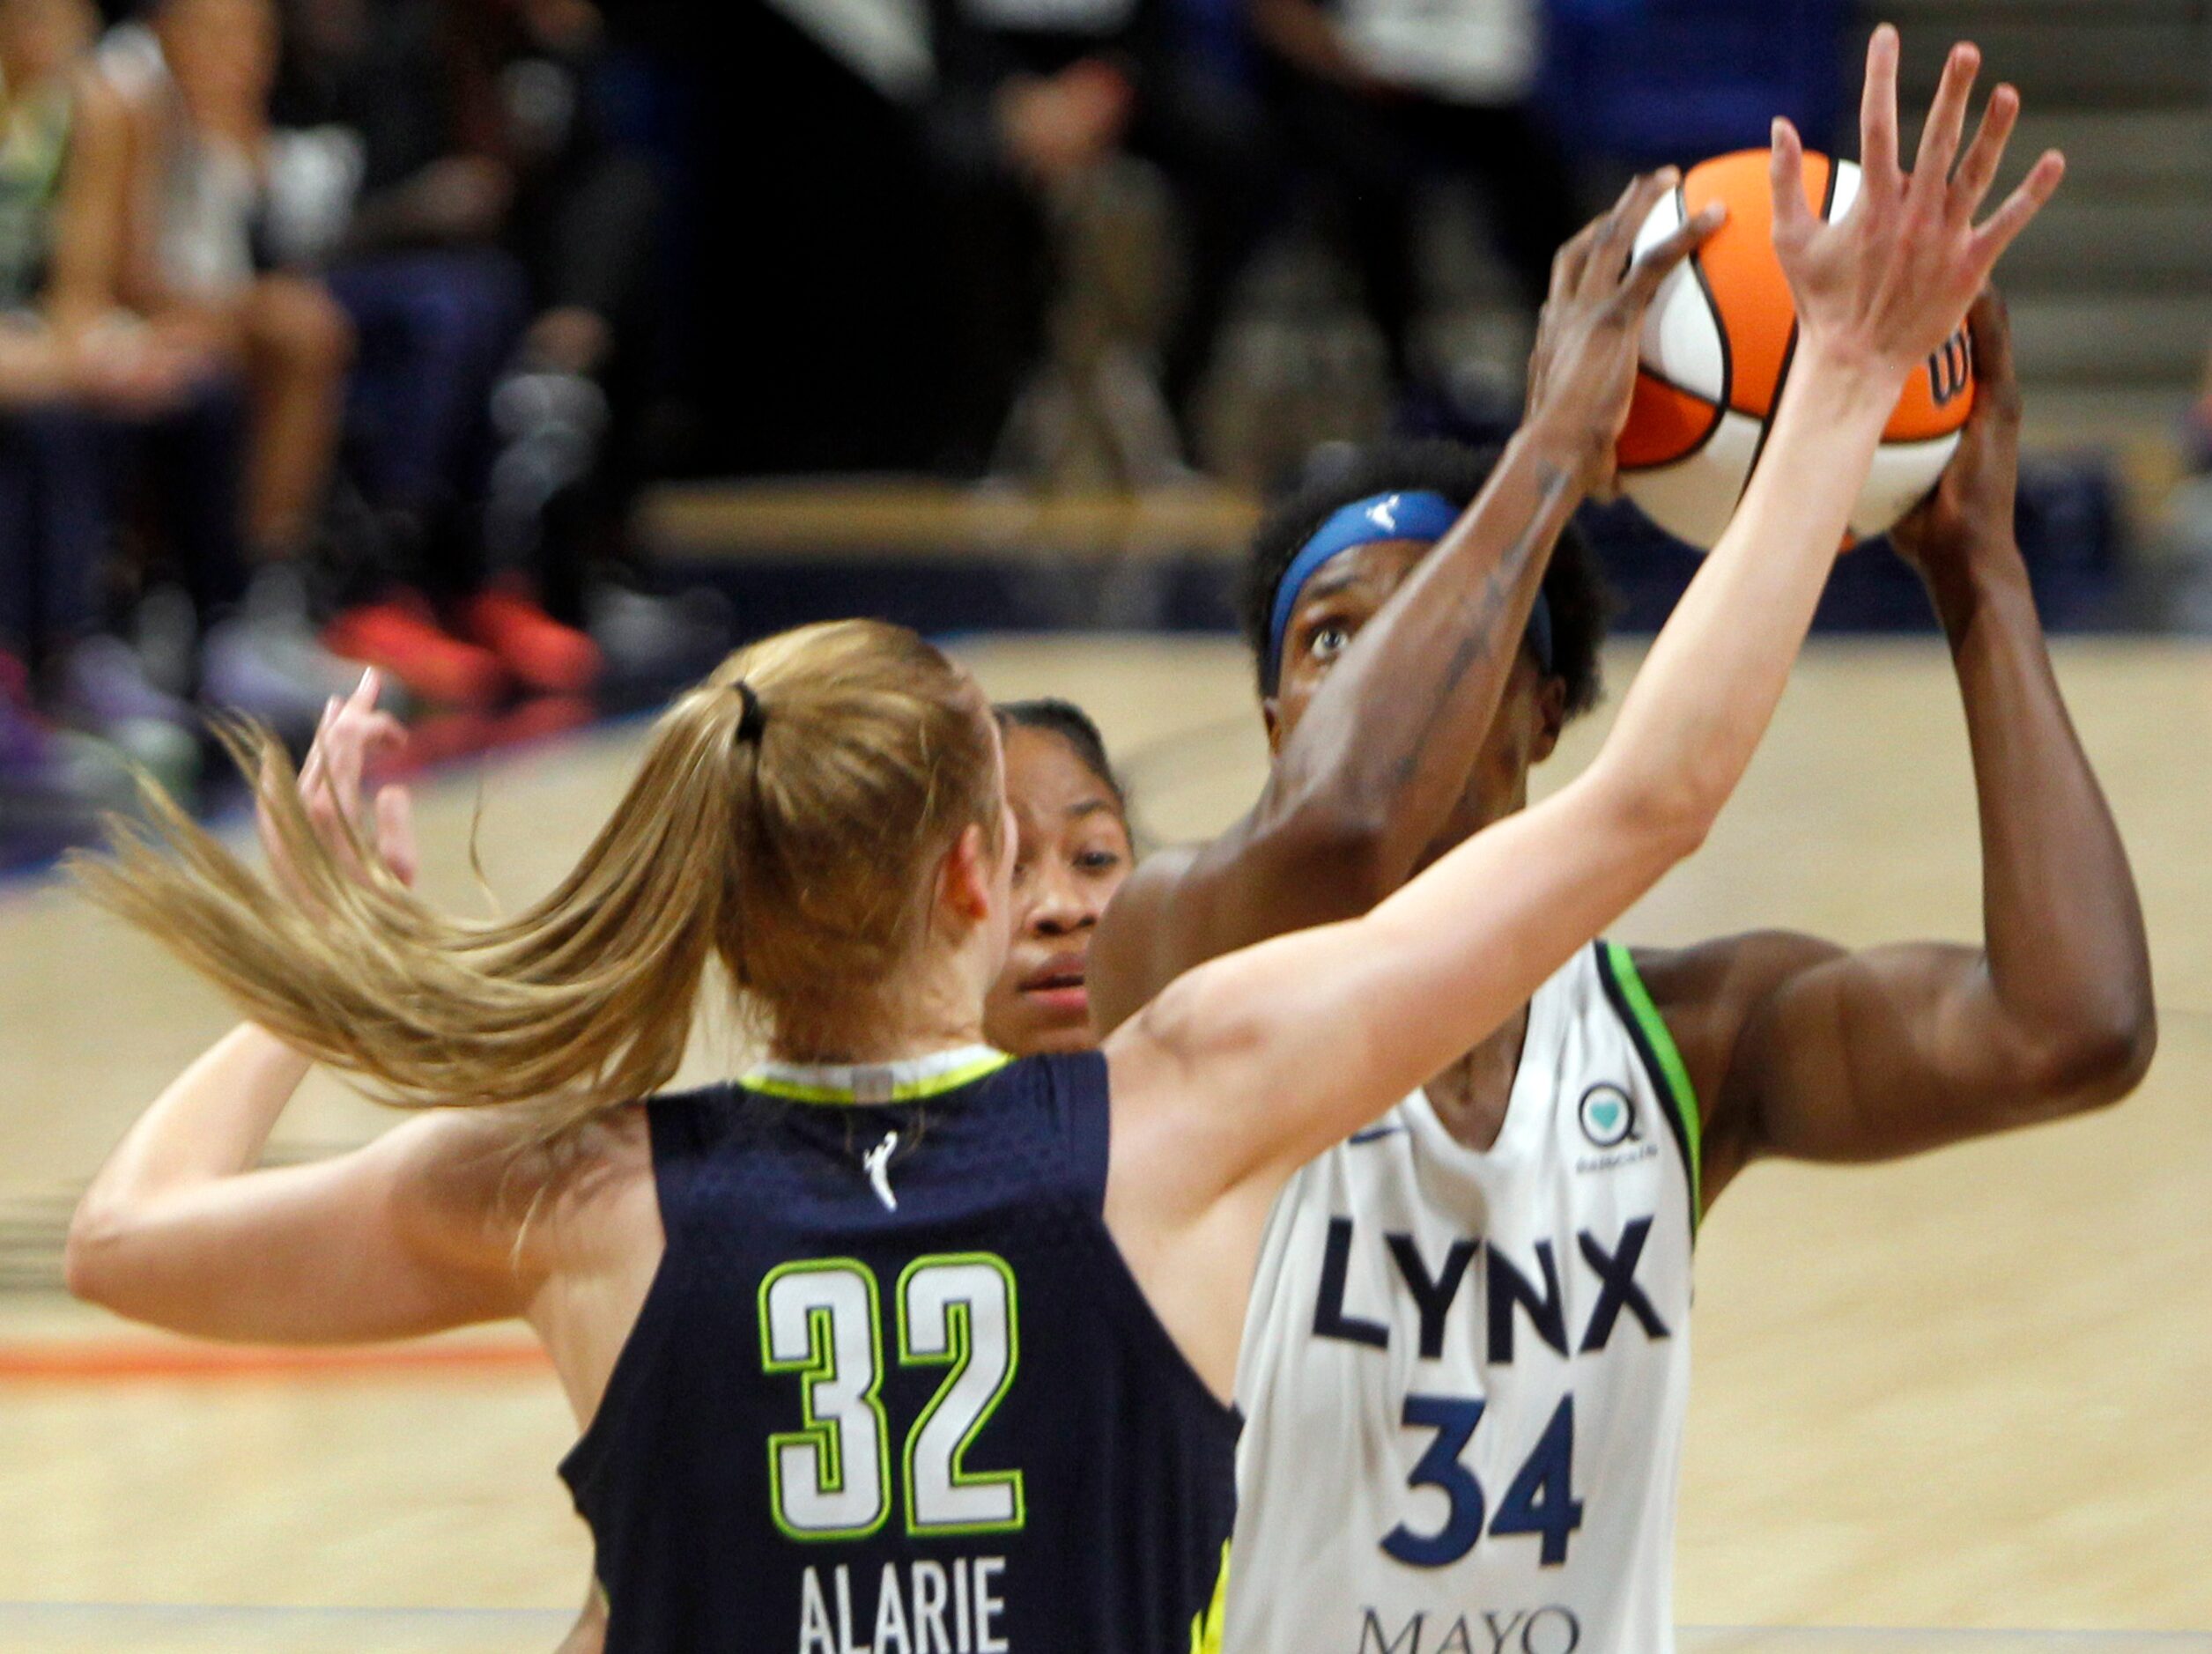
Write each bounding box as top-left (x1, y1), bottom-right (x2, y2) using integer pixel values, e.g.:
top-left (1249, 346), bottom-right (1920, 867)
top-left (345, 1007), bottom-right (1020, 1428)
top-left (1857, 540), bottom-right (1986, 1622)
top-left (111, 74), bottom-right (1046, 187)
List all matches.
top-left (1594, 941), bottom-right (1704, 1234)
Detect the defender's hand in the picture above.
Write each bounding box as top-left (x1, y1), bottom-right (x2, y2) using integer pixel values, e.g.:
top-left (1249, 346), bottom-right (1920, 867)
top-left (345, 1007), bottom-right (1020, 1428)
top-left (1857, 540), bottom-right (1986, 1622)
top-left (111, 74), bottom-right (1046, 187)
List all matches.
top-left (1772, 26), bottom-right (2064, 377)
top-left (1525, 167), bottom-right (1724, 496)
top-left (1890, 289), bottom-right (2024, 576)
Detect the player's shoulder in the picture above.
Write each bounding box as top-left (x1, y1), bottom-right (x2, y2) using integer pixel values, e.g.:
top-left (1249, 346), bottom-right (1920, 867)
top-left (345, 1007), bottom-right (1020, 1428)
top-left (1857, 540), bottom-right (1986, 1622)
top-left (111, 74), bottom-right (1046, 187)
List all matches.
top-left (1625, 931), bottom-right (1843, 1015)
top-left (1113, 839), bottom-right (1207, 915)
top-left (1620, 932), bottom-right (1846, 1111)
top-left (1091, 840), bottom-right (1212, 1031)
top-left (389, 1103), bottom-right (654, 1276)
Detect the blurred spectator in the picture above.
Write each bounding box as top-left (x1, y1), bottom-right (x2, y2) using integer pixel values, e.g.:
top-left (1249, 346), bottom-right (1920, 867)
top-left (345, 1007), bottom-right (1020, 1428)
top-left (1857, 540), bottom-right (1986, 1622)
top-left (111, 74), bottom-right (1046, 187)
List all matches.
top-left (920, 0), bottom-right (1278, 474)
top-left (132, 0), bottom-right (352, 566)
top-left (244, 0), bottom-right (615, 706)
top-left (100, 0), bottom-right (368, 742)
top-left (1541, 0), bottom-right (1846, 172)
top-left (0, 0), bottom-right (223, 810)
top-left (443, 0), bottom-right (664, 622)
top-left (1246, 0), bottom-right (1582, 404)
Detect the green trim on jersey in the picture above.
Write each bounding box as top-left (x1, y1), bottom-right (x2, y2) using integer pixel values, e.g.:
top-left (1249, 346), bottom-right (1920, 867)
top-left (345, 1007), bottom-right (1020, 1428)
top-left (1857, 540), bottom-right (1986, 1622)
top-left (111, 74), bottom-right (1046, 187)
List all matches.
top-left (1598, 941), bottom-right (1704, 1228)
top-left (741, 1049), bottom-right (1014, 1106)
top-left (1190, 1541), bottom-right (1230, 1654)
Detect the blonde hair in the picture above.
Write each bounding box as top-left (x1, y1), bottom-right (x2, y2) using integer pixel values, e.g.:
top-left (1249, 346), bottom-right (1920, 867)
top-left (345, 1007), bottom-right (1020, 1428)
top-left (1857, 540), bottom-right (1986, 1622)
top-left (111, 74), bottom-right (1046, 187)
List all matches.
top-left (74, 620), bottom-right (1003, 1133)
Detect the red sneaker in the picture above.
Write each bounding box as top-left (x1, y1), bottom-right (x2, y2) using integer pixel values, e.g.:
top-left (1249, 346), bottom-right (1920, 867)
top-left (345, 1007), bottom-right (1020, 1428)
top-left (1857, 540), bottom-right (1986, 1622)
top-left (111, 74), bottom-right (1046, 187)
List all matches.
top-left (457, 585), bottom-right (603, 696)
top-left (322, 592), bottom-right (509, 709)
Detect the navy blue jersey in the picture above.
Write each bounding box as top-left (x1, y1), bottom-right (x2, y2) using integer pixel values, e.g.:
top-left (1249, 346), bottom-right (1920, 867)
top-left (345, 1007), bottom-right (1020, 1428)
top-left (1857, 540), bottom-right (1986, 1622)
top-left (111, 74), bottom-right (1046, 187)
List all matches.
top-left (561, 1047), bottom-right (1241, 1653)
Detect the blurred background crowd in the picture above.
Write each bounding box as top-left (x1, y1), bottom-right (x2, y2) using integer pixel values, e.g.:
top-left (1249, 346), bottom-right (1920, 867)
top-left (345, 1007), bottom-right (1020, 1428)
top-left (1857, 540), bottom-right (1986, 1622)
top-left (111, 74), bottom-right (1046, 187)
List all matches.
top-left (0, 0), bottom-right (2206, 860)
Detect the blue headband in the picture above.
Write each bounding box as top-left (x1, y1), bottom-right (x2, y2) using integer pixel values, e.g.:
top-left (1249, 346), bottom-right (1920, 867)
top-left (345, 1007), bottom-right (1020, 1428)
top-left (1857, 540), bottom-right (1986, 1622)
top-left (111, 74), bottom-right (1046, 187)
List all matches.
top-left (1263, 491), bottom-right (1556, 691)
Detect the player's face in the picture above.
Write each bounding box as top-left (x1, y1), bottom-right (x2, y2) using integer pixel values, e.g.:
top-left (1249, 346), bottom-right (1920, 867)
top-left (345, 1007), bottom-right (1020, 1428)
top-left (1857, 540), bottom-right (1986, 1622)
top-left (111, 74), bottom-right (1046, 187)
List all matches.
top-left (981, 727), bottom-right (1134, 1055)
top-left (1264, 539), bottom-right (1566, 847)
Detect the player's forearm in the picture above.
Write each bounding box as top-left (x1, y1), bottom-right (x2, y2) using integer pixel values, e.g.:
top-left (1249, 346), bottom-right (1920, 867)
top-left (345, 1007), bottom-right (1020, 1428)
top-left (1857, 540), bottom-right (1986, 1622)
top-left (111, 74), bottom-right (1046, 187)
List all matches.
top-left (1268, 421), bottom-right (1591, 882)
top-left (1593, 343), bottom-right (1891, 835)
top-left (1117, 424), bottom-right (1596, 1024)
top-left (1934, 551), bottom-right (2155, 1088)
top-left (1272, 358), bottom-right (1898, 1142)
top-left (72, 1025), bottom-right (310, 1220)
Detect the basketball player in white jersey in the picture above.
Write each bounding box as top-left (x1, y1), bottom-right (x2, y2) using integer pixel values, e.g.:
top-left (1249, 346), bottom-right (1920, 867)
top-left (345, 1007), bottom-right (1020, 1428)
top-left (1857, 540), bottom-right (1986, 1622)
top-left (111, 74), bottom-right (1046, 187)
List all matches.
top-left (1086, 31), bottom-right (2153, 1654)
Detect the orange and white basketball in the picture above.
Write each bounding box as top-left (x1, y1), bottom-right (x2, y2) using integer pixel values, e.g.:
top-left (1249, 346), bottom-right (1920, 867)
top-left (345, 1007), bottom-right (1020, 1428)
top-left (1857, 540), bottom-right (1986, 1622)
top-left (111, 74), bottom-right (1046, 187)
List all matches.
top-left (1616, 148), bottom-right (1976, 550)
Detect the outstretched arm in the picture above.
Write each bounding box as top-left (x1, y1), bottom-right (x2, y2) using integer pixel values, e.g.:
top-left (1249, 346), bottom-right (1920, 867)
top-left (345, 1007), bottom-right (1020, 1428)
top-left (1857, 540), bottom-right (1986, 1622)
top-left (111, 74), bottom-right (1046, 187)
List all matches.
top-left (1668, 292), bottom-right (2154, 1202)
top-left (1106, 31), bottom-right (2068, 1391)
top-left (66, 680), bottom-right (542, 1341)
top-left (64, 1042), bottom-right (541, 1342)
top-left (1087, 173), bottom-right (1723, 1033)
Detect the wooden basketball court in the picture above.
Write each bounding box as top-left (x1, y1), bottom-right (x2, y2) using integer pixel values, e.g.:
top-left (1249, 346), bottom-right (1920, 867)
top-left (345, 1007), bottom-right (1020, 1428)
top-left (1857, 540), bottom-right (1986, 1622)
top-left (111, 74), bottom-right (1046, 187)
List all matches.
top-left (2, 632), bottom-right (2207, 1649)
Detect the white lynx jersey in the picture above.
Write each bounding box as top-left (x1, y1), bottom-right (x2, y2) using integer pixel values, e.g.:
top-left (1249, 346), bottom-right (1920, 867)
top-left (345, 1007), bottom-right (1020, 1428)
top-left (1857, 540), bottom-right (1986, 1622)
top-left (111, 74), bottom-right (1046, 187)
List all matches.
top-left (1228, 942), bottom-right (1703, 1654)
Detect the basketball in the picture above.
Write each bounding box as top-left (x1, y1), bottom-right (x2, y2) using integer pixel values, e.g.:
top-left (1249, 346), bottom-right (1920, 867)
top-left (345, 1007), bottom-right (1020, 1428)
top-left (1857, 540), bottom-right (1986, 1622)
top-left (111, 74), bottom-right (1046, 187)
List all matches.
top-left (1617, 149), bottom-right (1978, 550)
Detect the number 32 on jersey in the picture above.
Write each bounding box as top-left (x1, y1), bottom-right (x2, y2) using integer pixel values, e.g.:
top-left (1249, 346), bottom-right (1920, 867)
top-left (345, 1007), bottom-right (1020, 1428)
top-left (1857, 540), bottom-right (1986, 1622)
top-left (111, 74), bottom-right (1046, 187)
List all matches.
top-left (759, 1253), bottom-right (1026, 1540)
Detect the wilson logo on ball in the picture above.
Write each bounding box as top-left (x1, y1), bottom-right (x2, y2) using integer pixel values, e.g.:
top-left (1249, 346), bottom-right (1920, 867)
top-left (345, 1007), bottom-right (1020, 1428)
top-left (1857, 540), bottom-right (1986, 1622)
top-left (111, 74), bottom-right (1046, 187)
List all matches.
top-left (1928, 330), bottom-right (1973, 408)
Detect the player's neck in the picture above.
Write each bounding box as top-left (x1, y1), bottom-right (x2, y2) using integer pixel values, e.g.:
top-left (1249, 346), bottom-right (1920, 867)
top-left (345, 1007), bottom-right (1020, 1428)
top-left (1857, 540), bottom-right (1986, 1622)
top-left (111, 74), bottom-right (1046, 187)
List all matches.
top-left (1421, 1003), bottom-right (1532, 1153)
top-left (764, 949), bottom-right (991, 1065)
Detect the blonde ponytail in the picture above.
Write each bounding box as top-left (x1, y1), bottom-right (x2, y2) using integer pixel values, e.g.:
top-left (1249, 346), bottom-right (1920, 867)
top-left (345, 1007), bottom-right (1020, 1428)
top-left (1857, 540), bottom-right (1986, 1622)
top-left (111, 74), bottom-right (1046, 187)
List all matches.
top-left (73, 620), bottom-right (1002, 1133)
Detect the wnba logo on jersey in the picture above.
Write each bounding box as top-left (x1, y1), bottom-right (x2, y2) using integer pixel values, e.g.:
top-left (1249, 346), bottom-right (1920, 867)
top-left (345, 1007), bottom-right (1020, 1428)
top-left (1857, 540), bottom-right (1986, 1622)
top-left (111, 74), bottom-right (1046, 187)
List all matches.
top-left (1928, 328), bottom-right (1972, 408)
top-left (1575, 1083), bottom-right (1638, 1150)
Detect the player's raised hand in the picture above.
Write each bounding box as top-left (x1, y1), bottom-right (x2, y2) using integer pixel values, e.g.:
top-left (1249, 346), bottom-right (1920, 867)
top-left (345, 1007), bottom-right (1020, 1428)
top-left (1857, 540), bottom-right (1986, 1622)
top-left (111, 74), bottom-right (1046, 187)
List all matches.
top-left (1526, 166), bottom-right (1726, 493)
top-left (1771, 25), bottom-right (2064, 374)
top-left (1890, 287), bottom-right (2024, 576)
top-left (259, 668), bottom-right (418, 894)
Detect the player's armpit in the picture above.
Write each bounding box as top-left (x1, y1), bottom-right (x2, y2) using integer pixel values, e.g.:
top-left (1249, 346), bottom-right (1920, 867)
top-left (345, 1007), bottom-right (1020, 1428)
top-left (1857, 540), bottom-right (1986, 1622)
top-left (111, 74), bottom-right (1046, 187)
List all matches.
top-left (1629, 932), bottom-right (1841, 1204)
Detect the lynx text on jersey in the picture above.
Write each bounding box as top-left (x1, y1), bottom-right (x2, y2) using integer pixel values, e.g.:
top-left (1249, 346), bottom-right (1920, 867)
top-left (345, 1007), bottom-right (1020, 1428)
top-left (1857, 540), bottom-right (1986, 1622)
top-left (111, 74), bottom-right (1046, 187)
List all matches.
top-left (1312, 1216), bottom-right (1671, 1360)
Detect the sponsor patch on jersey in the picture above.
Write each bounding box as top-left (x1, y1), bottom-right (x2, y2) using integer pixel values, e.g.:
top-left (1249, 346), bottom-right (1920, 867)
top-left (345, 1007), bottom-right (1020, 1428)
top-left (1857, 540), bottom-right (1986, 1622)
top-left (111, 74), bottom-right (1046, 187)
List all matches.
top-left (1576, 1083), bottom-right (1638, 1149)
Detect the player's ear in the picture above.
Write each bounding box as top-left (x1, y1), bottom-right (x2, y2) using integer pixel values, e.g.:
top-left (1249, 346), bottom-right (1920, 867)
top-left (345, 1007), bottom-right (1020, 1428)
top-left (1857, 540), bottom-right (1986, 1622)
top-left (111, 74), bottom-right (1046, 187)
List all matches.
top-left (1530, 676), bottom-right (1569, 765)
top-left (939, 823), bottom-right (995, 924)
top-left (1261, 697), bottom-right (1284, 756)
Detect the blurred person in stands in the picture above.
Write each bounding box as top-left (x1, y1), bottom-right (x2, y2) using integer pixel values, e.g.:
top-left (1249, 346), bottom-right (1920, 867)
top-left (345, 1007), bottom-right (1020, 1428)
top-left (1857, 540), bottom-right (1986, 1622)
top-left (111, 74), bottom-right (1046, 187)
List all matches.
top-left (0, 0), bottom-right (227, 812)
top-left (1246, 0), bottom-right (1582, 417)
top-left (106, 0), bottom-right (551, 715)
top-left (921, 0), bottom-right (1276, 473)
top-left (443, 0), bottom-right (664, 631)
top-left (271, 0), bottom-right (623, 707)
top-left (101, 0), bottom-right (368, 742)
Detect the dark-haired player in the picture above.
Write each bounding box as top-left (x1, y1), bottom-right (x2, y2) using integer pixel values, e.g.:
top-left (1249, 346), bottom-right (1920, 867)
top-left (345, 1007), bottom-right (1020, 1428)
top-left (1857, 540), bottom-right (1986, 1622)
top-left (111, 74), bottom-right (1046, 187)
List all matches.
top-left (1088, 55), bottom-right (2152, 1654)
top-left (985, 699), bottom-right (1136, 1055)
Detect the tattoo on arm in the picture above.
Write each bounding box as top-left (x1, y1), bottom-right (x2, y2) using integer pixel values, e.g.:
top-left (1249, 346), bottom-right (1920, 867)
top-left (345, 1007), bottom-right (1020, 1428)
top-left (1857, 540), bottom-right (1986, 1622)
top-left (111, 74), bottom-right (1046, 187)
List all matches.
top-left (1387, 461), bottom-right (1574, 786)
